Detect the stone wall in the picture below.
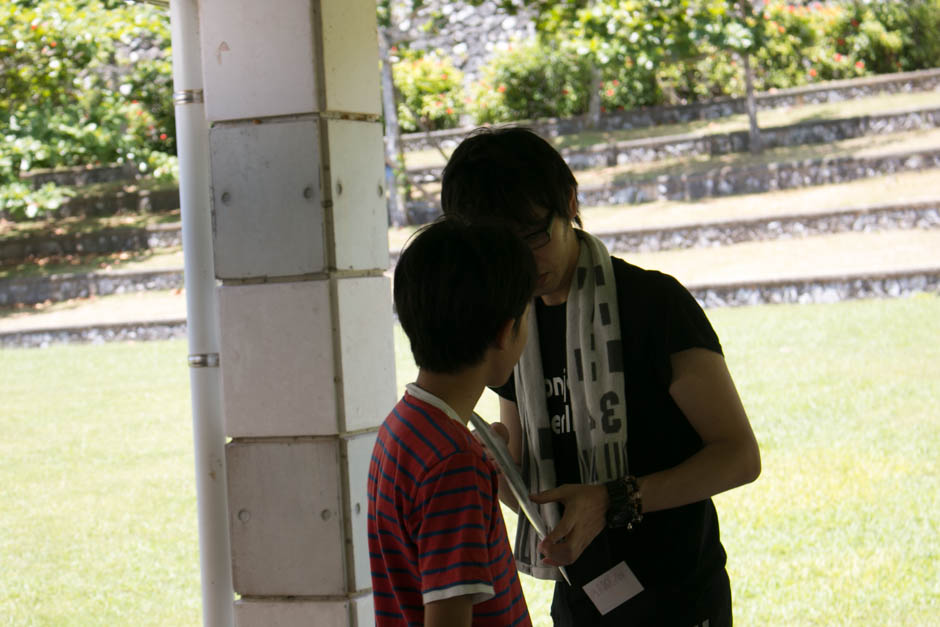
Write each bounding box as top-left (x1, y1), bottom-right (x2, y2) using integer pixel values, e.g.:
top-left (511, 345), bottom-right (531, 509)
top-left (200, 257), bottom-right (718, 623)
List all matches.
top-left (0, 224), bottom-right (181, 265)
top-left (581, 148), bottom-right (940, 206)
top-left (691, 268), bottom-right (940, 308)
top-left (0, 269), bottom-right (183, 307)
top-left (598, 201), bottom-right (940, 253)
top-left (0, 319), bottom-right (187, 349)
top-left (20, 163), bottom-right (140, 188)
top-left (563, 107), bottom-right (940, 171)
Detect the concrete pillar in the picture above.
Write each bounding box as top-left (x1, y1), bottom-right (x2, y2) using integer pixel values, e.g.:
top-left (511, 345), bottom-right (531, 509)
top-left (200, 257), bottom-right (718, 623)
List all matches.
top-left (196, 1), bottom-right (393, 624)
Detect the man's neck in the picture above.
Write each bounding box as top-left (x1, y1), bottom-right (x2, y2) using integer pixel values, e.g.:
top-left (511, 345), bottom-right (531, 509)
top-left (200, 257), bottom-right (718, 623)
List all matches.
top-left (413, 369), bottom-right (486, 425)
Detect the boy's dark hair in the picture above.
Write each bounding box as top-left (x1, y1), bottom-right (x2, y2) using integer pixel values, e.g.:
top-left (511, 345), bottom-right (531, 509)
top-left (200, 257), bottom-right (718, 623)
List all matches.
top-left (394, 218), bottom-right (536, 374)
top-left (440, 126), bottom-right (582, 229)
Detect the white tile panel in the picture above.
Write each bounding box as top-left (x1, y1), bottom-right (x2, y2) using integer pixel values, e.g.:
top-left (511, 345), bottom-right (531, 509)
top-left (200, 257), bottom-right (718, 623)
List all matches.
top-left (353, 592), bottom-right (375, 627)
top-left (199, 0), bottom-right (319, 121)
top-left (227, 440), bottom-right (346, 596)
top-left (336, 277), bottom-right (397, 431)
top-left (219, 281), bottom-right (338, 437)
top-left (234, 599), bottom-right (349, 627)
top-left (320, 0), bottom-right (381, 115)
top-left (326, 119), bottom-right (389, 271)
top-left (345, 432), bottom-right (378, 591)
top-left (209, 118), bottom-right (325, 280)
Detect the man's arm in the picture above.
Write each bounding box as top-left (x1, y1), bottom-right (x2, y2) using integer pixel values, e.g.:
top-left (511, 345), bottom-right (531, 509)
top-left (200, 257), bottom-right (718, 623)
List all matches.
top-left (494, 396), bottom-right (524, 512)
top-left (425, 594), bottom-right (473, 627)
top-left (639, 347), bottom-right (760, 512)
top-left (533, 348), bottom-right (760, 566)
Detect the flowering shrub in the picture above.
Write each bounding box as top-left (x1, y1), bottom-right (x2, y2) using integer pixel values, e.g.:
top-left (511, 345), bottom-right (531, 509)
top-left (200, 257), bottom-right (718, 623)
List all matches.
top-left (598, 62), bottom-right (663, 112)
top-left (392, 51), bottom-right (464, 133)
top-left (468, 39), bottom-right (593, 124)
top-left (0, 0), bottom-right (174, 220)
top-left (634, 1), bottom-right (940, 103)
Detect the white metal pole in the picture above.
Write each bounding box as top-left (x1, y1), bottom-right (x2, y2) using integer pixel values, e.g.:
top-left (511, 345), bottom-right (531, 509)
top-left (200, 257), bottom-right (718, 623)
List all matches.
top-left (168, 1), bottom-right (234, 625)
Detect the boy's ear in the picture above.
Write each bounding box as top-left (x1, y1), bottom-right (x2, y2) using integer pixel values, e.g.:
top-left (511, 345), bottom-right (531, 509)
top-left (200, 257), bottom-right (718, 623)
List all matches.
top-left (494, 317), bottom-right (516, 351)
top-left (567, 187), bottom-right (578, 219)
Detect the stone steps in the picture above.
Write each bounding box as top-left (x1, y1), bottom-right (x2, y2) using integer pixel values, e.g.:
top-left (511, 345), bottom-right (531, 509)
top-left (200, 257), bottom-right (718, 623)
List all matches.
top-left (405, 104), bottom-right (940, 182)
top-left (5, 197), bottom-right (939, 308)
top-left (4, 199), bottom-right (939, 309)
top-left (3, 265), bottom-right (938, 348)
top-left (403, 142), bottom-right (940, 223)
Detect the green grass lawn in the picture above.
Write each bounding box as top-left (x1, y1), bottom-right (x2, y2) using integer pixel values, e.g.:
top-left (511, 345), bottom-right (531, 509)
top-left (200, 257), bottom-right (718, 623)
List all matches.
top-left (2, 295), bottom-right (938, 625)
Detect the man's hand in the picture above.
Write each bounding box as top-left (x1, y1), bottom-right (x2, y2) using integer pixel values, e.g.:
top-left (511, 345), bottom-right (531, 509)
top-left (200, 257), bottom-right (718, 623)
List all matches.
top-left (529, 483), bottom-right (609, 566)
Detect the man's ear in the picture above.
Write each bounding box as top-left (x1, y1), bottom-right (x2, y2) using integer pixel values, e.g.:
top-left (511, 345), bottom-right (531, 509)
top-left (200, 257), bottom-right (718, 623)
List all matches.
top-left (494, 317), bottom-right (516, 351)
top-left (567, 187), bottom-right (578, 219)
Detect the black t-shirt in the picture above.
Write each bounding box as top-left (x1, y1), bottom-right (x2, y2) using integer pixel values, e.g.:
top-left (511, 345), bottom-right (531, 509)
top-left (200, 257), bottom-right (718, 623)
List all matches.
top-left (493, 256), bottom-right (727, 615)
top-left (534, 298), bottom-right (581, 487)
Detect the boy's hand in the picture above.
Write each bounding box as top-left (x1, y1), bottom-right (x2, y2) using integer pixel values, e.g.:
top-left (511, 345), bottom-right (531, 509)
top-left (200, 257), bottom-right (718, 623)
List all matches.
top-left (530, 483), bottom-right (609, 566)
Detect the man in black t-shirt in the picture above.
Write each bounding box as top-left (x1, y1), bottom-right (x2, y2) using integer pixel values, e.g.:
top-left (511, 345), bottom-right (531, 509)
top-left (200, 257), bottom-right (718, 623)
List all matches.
top-left (441, 127), bottom-right (761, 626)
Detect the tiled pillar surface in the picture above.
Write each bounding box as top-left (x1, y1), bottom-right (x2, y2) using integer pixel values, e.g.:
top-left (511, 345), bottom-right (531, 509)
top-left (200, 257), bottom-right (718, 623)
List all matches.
top-left (198, 1), bottom-right (392, 624)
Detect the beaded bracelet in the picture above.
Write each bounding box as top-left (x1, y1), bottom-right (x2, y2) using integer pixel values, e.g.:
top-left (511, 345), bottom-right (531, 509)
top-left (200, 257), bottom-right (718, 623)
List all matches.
top-left (604, 474), bottom-right (644, 531)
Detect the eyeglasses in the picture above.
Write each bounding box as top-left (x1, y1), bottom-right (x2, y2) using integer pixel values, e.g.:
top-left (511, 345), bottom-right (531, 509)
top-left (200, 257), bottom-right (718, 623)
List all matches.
top-left (520, 213), bottom-right (555, 250)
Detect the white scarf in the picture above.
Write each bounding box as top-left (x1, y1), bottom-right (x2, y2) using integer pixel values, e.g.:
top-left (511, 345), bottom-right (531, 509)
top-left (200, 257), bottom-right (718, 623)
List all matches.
top-left (512, 231), bottom-right (628, 581)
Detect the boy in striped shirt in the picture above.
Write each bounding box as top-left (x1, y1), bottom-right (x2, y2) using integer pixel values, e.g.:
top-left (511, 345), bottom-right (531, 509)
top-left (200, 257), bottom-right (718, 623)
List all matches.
top-left (368, 219), bottom-right (535, 627)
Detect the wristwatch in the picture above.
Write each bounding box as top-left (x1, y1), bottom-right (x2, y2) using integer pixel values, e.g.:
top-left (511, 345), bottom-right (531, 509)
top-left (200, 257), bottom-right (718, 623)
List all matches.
top-left (604, 475), bottom-right (643, 530)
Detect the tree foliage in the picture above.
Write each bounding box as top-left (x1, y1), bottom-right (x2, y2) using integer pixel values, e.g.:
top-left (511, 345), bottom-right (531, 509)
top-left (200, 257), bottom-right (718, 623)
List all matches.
top-left (1, 0), bottom-right (173, 219)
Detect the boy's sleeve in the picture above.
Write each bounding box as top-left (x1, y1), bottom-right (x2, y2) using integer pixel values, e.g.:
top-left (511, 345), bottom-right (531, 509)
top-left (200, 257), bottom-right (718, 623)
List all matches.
top-left (411, 450), bottom-right (497, 606)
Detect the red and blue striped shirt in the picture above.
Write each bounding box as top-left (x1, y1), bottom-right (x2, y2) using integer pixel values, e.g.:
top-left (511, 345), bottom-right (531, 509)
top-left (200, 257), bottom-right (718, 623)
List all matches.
top-left (368, 384), bottom-right (531, 626)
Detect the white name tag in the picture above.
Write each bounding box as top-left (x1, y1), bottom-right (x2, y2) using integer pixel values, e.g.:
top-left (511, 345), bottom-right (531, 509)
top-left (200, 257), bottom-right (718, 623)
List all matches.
top-left (582, 561), bottom-right (644, 615)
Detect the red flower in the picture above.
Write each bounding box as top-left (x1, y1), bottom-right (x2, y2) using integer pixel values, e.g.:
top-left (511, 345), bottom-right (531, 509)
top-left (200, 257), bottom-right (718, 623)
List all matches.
top-left (30, 24), bottom-right (38, 30)
top-left (606, 89), bottom-right (614, 96)
top-left (612, 80), bottom-right (619, 86)
top-left (50, 41), bottom-right (56, 47)
top-left (837, 38), bottom-right (845, 46)
top-left (834, 53), bottom-right (842, 61)
top-left (160, 133), bottom-right (168, 140)
top-left (446, 107), bottom-right (453, 115)
top-left (562, 88), bottom-right (569, 95)
top-left (809, 68), bottom-right (818, 77)
top-left (441, 73), bottom-right (447, 80)
top-left (778, 25), bottom-right (785, 33)
top-left (497, 85), bottom-right (506, 93)
top-left (851, 19), bottom-right (859, 27)
top-left (855, 60), bottom-right (865, 69)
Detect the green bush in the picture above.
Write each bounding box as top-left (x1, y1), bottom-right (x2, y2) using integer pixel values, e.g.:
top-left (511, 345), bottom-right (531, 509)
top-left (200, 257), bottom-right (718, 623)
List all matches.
top-left (550, 1), bottom-right (940, 108)
top-left (468, 38), bottom-right (593, 124)
top-left (0, 0), bottom-right (174, 220)
top-left (392, 51), bottom-right (464, 133)
top-left (598, 60), bottom-right (663, 112)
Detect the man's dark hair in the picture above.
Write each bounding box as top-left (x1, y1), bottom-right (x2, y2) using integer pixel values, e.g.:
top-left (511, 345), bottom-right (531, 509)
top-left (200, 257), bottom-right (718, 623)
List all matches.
top-left (394, 218), bottom-right (536, 374)
top-left (440, 126), bottom-right (582, 229)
